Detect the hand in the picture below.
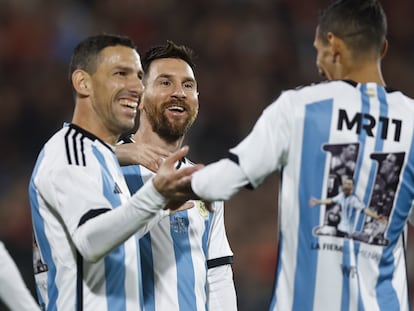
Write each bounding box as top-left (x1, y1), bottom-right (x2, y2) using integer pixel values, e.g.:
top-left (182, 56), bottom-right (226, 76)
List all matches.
top-left (153, 146), bottom-right (204, 201)
top-left (165, 201), bottom-right (195, 214)
top-left (165, 200), bottom-right (215, 214)
top-left (309, 197), bottom-right (318, 206)
top-left (116, 139), bottom-right (171, 171)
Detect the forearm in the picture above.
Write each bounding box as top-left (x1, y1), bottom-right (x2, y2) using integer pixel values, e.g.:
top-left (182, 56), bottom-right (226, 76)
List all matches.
top-left (316, 198), bottom-right (333, 205)
top-left (0, 242), bottom-right (40, 311)
top-left (73, 179), bottom-right (168, 262)
top-left (192, 158), bottom-right (249, 201)
top-left (363, 208), bottom-right (380, 219)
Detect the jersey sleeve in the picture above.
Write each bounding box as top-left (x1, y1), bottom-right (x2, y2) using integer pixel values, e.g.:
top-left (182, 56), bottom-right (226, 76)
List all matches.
top-left (38, 159), bottom-right (168, 262)
top-left (206, 201), bottom-right (237, 310)
top-left (206, 201), bottom-right (233, 260)
top-left (192, 92), bottom-right (292, 201)
top-left (40, 163), bottom-right (109, 236)
top-left (0, 241), bottom-right (41, 311)
top-left (207, 264), bottom-right (237, 311)
top-left (229, 91), bottom-right (292, 188)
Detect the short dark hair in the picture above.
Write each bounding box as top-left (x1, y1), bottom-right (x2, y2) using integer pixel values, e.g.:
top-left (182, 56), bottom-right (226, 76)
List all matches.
top-left (318, 0), bottom-right (387, 55)
top-left (68, 34), bottom-right (137, 87)
top-left (141, 40), bottom-right (196, 75)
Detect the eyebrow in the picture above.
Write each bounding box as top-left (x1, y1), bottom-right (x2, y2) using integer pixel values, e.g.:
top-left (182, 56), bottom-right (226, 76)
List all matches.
top-left (156, 73), bottom-right (196, 83)
top-left (114, 65), bottom-right (141, 73)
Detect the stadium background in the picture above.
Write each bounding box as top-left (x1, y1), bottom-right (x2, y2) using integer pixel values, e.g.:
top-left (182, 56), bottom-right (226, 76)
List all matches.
top-left (0, 0), bottom-right (413, 310)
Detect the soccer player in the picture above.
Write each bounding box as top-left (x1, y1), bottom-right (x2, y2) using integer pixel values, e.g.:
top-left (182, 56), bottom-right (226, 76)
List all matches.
top-left (116, 41), bottom-right (237, 311)
top-left (29, 34), bottom-right (201, 311)
top-left (0, 241), bottom-right (40, 311)
top-left (176, 1), bottom-right (414, 310)
top-left (309, 178), bottom-right (381, 238)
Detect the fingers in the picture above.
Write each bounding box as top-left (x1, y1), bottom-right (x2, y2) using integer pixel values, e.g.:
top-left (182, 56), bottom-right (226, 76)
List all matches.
top-left (174, 164), bottom-right (204, 179)
top-left (163, 146), bottom-right (189, 166)
top-left (164, 201), bottom-right (195, 213)
top-left (153, 146), bottom-right (171, 159)
top-left (153, 145), bottom-right (206, 202)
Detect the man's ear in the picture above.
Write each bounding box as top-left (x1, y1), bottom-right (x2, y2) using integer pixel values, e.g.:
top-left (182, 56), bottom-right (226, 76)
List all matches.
top-left (72, 69), bottom-right (91, 96)
top-left (327, 32), bottom-right (345, 64)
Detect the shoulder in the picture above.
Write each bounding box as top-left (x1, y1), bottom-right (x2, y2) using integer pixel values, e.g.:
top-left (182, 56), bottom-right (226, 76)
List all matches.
top-left (283, 80), bottom-right (357, 97)
top-left (38, 124), bottom-right (113, 176)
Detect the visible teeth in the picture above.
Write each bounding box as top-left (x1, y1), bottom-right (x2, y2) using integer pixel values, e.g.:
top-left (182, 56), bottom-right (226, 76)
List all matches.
top-left (120, 99), bottom-right (138, 109)
top-left (168, 106), bottom-right (184, 112)
top-left (126, 103), bottom-right (137, 108)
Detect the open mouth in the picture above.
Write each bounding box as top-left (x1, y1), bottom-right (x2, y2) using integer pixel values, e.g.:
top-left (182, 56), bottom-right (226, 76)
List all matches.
top-left (167, 105), bottom-right (185, 112)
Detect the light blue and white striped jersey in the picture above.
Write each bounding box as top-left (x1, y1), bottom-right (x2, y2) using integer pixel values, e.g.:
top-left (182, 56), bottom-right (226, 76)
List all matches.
top-left (122, 161), bottom-right (234, 311)
top-left (230, 81), bottom-right (414, 311)
top-left (29, 124), bottom-right (143, 311)
top-left (331, 192), bottom-right (365, 234)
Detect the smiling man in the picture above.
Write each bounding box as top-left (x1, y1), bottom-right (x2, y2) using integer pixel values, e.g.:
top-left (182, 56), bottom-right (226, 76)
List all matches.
top-left (29, 34), bottom-right (201, 311)
top-left (117, 41), bottom-right (237, 311)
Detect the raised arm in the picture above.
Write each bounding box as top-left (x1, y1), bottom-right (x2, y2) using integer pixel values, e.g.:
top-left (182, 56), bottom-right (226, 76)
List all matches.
top-left (72, 147), bottom-right (201, 262)
top-left (116, 139), bottom-right (170, 171)
top-left (309, 197), bottom-right (333, 207)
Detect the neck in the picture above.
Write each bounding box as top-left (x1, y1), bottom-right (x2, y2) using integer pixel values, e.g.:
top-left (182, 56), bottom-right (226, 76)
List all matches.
top-left (136, 119), bottom-right (184, 153)
top-left (72, 103), bottom-right (119, 146)
top-left (344, 60), bottom-right (386, 86)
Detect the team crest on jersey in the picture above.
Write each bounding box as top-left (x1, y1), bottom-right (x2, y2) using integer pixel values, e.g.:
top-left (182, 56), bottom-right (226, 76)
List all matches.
top-left (196, 200), bottom-right (209, 220)
top-left (170, 216), bottom-right (189, 234)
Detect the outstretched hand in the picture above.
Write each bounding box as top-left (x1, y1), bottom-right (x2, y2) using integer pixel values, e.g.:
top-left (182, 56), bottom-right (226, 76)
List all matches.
top-left (309, 197), bottom-right (318, 207)
top-left (116, 139), bottom-right (171, 172)
top-left (153, 146), bottom-right (203, 205)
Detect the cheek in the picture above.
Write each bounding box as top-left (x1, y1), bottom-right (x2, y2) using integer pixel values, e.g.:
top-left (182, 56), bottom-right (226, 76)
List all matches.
top-left (190, 100), bottom-right (199, 116)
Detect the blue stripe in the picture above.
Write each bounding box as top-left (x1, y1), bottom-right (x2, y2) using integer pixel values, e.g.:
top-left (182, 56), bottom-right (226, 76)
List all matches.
top-left (293, 99), bottom-right (333, 310)
top-left (376, 95), bottom-right (414, 310)
top-left (29, 149), bottom-right (59, 311)
top-left (170, 210), bottom-right (197, 310)
top-left (342, 84), bottom-right (372, 311)
top-left (384, 130), bottom-right (414, 310)
top-left (121, 165), bottom-right (155, 310)
top-left (93, 146), bottom-right (126, 310)
top-left (373, 85), bottom-right (401, 311)
top-left (358, 84), bottom-right (386, 210)
top-left (135, 235), bottom-right (144, 311)
top-left (354, 84), bottom-right (372, 217)
top-left (341, 238), bottom-right (351, 311)
top-left (121, 165), bottom-right (144, 194)
top-left (122, 165), bottom-right (146, 310)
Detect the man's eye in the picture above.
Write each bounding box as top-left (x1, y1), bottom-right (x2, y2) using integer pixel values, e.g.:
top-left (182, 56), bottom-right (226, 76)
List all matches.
top-left (116, 71), bottom-right (126, 76)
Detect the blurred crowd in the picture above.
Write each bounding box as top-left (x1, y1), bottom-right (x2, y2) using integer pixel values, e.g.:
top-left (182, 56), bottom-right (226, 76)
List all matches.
top-left (1, 0), bottom-right (414, 310)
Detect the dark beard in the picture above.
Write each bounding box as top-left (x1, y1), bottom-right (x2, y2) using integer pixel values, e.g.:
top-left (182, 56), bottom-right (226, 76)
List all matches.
top-left (155, 113), bottom-right (190, 143)
top-left (146, 100), bottom-right (196, 143)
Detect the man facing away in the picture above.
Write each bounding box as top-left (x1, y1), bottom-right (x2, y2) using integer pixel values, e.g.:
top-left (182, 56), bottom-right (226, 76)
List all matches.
top-left (172, 1), bottom-right (414, 310)
top-left (116, 41), bottom-right (237, 311)
top-left (29, 34), bottom-right (200, 311)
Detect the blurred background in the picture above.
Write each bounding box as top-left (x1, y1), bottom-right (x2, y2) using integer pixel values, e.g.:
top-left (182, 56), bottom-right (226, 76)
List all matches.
top-left (0, 0), bottom-right (414, 310)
